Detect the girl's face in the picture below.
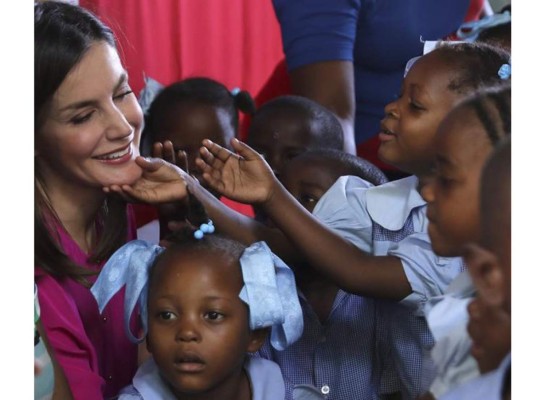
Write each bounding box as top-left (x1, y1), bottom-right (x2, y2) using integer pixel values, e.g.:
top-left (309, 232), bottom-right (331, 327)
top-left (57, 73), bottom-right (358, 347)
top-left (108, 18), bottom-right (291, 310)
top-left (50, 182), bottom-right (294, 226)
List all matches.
top-left (378, 52), bottom-right (461, 176)
top-left (280, 157), bottom-right (343, 214)
top-left (422, 106), bottom-right (493, 257)
top-left (36, 42), bottom-right (143, 190)
top-left (147, 249), bottom-right (262, 398)
top-left (152, 103), bottom-right (234, 184)
top-left (248, 111), bottom-right (315, 177)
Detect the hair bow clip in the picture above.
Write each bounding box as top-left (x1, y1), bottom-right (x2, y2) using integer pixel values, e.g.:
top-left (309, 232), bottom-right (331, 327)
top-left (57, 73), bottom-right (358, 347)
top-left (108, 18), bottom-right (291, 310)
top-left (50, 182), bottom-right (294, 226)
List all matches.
top-left (498, 63), bottom-right (511, 80)
top-left (193, 219), bottom-right (215, 239)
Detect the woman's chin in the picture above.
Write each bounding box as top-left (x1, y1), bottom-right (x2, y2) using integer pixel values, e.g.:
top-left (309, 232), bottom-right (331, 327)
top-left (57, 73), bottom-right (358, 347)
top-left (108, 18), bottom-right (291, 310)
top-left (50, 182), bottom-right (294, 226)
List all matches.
top-left (104, 163), bottom-right (143, 187)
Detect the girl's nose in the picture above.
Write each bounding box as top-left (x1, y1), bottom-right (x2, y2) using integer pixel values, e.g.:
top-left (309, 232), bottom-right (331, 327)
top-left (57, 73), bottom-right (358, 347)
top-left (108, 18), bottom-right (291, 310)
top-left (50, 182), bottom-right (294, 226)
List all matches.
top-left (384, 99), bottom-right (400, 119)
top-left (176, 318), bottom-right (201, 342)
top-left (420, 175), bottom-right (436, 203)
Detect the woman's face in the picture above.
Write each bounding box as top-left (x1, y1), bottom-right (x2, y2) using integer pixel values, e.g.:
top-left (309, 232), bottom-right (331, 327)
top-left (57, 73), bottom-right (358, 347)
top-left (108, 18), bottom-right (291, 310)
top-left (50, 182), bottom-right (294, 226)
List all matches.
top-left (36, 41), bottom-right (143, 190)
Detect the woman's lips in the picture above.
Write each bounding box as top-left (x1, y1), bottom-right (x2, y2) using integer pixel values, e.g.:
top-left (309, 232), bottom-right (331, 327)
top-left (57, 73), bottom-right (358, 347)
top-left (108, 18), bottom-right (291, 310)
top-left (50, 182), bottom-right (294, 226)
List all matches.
top-left (93, 144), bottom-right (133, 164)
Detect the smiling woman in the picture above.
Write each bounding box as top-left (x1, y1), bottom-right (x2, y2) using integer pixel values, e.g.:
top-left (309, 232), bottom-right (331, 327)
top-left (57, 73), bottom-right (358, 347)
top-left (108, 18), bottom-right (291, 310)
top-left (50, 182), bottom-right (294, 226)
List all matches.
top-left (33, 2), bottom-right (147, 399)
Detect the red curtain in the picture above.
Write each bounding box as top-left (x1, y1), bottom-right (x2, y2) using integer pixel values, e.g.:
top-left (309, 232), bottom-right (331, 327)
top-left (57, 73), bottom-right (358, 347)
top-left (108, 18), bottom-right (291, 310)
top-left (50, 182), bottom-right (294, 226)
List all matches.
top-left (79, 0), bottom-right (285, 103)
top-left (79, 0), bottom-right (286, 222)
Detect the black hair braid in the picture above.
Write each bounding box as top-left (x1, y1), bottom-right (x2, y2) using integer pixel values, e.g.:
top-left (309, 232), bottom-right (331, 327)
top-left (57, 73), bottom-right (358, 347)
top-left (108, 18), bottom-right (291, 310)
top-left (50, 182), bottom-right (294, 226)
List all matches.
top-left (469, 86), bottom-right (511, 145)
top-left (490, 89), bottom-right (511, 137)
top-left (232, 90), bottom-right (256, 115)
top-left (184, 189), bottom-right (211, 227)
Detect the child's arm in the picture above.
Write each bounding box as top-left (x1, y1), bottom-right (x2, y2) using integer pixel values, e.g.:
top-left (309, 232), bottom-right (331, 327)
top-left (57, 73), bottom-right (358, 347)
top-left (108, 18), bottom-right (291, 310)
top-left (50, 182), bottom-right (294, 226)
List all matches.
top-left (107, 154), bottom-right (299, 265)
top-left (198, 138), bottom-right (412, 300)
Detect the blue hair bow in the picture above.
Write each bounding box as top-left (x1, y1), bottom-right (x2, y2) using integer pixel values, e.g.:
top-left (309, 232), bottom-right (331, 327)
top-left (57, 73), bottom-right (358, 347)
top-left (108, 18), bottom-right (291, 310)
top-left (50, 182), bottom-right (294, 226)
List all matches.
top-left (91, 240), bottom-right (303, 350)
top-left (456, 11), bottom-right (511, 42)
top-left (90, 240), bottom-right (164, 343)
top-left (498, 63), bottom-right (511, 80)
top-left (138, 75), bottom-right (165, 115)
top-left (238, 241), bottom-right (303, 351)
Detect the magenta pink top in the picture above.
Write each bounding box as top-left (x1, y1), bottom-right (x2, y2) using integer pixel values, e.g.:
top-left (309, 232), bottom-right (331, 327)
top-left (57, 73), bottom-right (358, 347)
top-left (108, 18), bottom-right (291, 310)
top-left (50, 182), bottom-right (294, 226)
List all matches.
top-left (35, 206), bottom-right (140, 399)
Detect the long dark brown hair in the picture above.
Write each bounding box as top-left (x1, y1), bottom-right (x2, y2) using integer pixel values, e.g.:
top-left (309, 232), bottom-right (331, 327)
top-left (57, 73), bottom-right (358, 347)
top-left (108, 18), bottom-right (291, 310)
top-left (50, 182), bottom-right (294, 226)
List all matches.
top-left (35, 1), bottom-right (129, 285)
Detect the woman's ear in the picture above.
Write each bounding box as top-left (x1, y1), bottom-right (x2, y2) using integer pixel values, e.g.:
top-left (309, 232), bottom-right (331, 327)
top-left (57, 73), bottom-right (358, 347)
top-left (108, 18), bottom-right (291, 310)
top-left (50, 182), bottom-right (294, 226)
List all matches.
top-left (246, 328), bottom-right (269, 353)
top-left (464, 243), bottom-right (505, 308)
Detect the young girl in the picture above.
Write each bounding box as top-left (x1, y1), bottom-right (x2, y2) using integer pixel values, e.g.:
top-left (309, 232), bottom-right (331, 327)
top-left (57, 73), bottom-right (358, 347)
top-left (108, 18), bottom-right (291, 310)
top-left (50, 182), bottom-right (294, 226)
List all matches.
top-left (109, 42), bottom-right (510, 398)
top-left (141, 77), bottom-right (255, 185)
top-left (256, 150), bottom-right (387, 399)
top-left (90, 226), bottom-right (320, 400)
top-left (418, 84), bottom-right (511, 399)
top-left (137, 77), bottom-right (256, 240)
top-left (246, 95), bottom-right (344, 224)
top-left (34, 2), bottom-right (189, 398)
top-left (439, 139), bottom-right (512, 400)
top-left (247, 95), bottom-right (344, 177)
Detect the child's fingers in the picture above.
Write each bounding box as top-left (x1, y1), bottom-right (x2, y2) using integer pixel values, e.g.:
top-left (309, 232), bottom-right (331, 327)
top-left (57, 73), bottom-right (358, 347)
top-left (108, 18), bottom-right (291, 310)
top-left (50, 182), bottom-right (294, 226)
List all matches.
top-left (201, 139), bottom-right (236, 163)
top-left (152, 142), bottom-right (163, 158)
top-left (198, 146), bottom-right (217, 166)
top-left (195, 156), bottom-right (211, 174)
top-left (162, 140), bottom-right (177, 164)
top-left (229, 137), bottom-right (260, 160)
top-left (134, 157), bottom-right (168, 174)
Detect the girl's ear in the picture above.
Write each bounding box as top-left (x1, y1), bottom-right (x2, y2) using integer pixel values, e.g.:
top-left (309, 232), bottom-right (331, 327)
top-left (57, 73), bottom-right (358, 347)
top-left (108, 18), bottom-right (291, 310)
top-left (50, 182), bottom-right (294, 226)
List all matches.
top-left (464, 243), bottom-right (505, 308)
top-left (145, 334), bottom-right (152, 354)
top-left (246, 328), bottom-right (269, 353)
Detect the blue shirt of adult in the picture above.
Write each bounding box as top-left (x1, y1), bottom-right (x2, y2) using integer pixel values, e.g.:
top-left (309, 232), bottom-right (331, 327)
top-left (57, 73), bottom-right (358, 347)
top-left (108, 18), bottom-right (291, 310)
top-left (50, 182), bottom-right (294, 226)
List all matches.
top-left (272, 0), bottom-right (471, 145)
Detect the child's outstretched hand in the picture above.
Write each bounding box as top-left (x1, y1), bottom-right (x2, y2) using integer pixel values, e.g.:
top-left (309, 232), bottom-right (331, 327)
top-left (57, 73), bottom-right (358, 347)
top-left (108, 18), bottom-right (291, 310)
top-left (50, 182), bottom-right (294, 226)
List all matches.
top-left (197, 138), bottom-right (276, 204)
top-left (104, 157), bottom-right (190, 204)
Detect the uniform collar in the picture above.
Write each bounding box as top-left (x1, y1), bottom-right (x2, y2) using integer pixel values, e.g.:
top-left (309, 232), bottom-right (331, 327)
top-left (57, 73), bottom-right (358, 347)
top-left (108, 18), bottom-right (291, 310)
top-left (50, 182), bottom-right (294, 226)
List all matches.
top-left (366, 175), bottom-right (425, 231)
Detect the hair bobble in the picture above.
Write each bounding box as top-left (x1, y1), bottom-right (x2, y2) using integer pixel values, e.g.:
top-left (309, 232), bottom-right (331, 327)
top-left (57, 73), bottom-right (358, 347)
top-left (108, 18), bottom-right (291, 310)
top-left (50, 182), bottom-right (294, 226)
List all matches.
top-left (193, 219), bottom-right (215, 239)
top-left (498, 63), bottom-right (511, 80)
top-left (230, 87), bottom-right (241, 96)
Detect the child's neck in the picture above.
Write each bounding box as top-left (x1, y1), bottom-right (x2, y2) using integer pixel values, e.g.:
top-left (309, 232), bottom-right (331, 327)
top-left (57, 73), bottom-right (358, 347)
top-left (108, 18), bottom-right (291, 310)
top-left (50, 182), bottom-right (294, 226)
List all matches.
top-left (298, 273), bottom-right (339, 324)
top-left (172, 368), bottom-right (252, 400)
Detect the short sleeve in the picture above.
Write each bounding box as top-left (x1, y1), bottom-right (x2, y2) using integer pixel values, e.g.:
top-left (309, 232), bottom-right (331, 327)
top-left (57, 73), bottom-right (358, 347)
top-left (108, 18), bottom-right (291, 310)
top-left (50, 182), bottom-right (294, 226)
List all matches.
top-left (313, 175), bottom-right (374, 253)
top-left (388, 233), bottom-right (465, 313)
top-left (37, 276), bottom-right (105, 400)
top-left (272, 0), bottom-right (361, 70)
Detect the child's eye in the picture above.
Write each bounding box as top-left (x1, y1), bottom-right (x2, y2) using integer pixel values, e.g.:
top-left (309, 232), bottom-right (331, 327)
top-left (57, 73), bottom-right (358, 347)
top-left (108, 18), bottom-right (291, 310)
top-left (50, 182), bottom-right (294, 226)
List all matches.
top-left (409, 100), bottom-right (425, 111)
top-left (158, 311), bottom-right (177, 321)
top-left (70, 111), bottom-right (95, 125)
top-left (300, 194), bottom-right (318, 206)
top-left (437, 176), bottom-right (454, 188)
top-left (204, 311), bottom-right (224, 321)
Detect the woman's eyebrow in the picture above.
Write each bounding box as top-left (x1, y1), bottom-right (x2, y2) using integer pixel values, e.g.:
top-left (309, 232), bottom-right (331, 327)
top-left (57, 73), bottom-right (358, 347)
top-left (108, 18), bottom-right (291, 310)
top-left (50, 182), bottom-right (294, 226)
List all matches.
top-left (58, 73), bottom-right (128, 113)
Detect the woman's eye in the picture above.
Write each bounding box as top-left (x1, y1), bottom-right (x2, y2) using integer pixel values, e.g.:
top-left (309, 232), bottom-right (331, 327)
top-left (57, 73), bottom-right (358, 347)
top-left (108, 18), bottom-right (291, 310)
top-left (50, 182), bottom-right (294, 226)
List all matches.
top-left (70, 111), bottom-right (94, 125)
top-left (113, 90), bottom-right (133, 101)
top-left (205, 311), bottom-right (224, 321)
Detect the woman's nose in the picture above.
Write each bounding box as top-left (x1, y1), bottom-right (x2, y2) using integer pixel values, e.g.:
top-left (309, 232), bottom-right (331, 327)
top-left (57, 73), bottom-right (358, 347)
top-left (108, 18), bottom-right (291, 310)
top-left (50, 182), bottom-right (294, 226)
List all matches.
top-left (105, 104), bottom-right (135, 141)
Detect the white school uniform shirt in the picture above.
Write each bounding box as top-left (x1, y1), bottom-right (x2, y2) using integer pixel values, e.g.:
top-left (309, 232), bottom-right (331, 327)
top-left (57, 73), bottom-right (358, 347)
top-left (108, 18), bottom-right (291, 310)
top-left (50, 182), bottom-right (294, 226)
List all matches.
top-left (313, 175), bottom-right (465, 399)
top-left (438, 352), bottom-right (511, 400)
top-left (424, 270), bottom-right (480, 397)
top-left (118, 356), bottom-right (289, 400)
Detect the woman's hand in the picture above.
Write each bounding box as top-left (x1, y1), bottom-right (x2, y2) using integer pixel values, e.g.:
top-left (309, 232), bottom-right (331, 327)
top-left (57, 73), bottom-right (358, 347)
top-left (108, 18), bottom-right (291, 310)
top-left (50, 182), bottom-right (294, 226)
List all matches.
top-left (196, 138), bottom-right (277, 205)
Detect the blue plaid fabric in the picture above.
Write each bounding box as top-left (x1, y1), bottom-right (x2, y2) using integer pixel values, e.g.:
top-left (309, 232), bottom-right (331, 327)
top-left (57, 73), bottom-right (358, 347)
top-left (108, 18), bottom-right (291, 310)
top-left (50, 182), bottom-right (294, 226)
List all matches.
top-left (312, 175), bottom-right (465, 399)
top-left (257, 290), bottom-right (380, 400)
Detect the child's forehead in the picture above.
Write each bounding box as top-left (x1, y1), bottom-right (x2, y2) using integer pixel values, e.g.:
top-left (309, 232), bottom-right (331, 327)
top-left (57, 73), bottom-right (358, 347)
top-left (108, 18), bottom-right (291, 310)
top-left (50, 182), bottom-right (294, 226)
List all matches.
top-left (154, 247), bottom-right (240, 277)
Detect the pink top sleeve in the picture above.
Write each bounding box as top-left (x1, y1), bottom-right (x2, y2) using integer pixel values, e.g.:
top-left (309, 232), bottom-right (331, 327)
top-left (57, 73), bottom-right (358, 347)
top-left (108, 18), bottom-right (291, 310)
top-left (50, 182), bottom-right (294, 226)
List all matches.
top-left (35, 205), bottom-right (140, 399)
top-left (37, 273), bottom-right (106, 399)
